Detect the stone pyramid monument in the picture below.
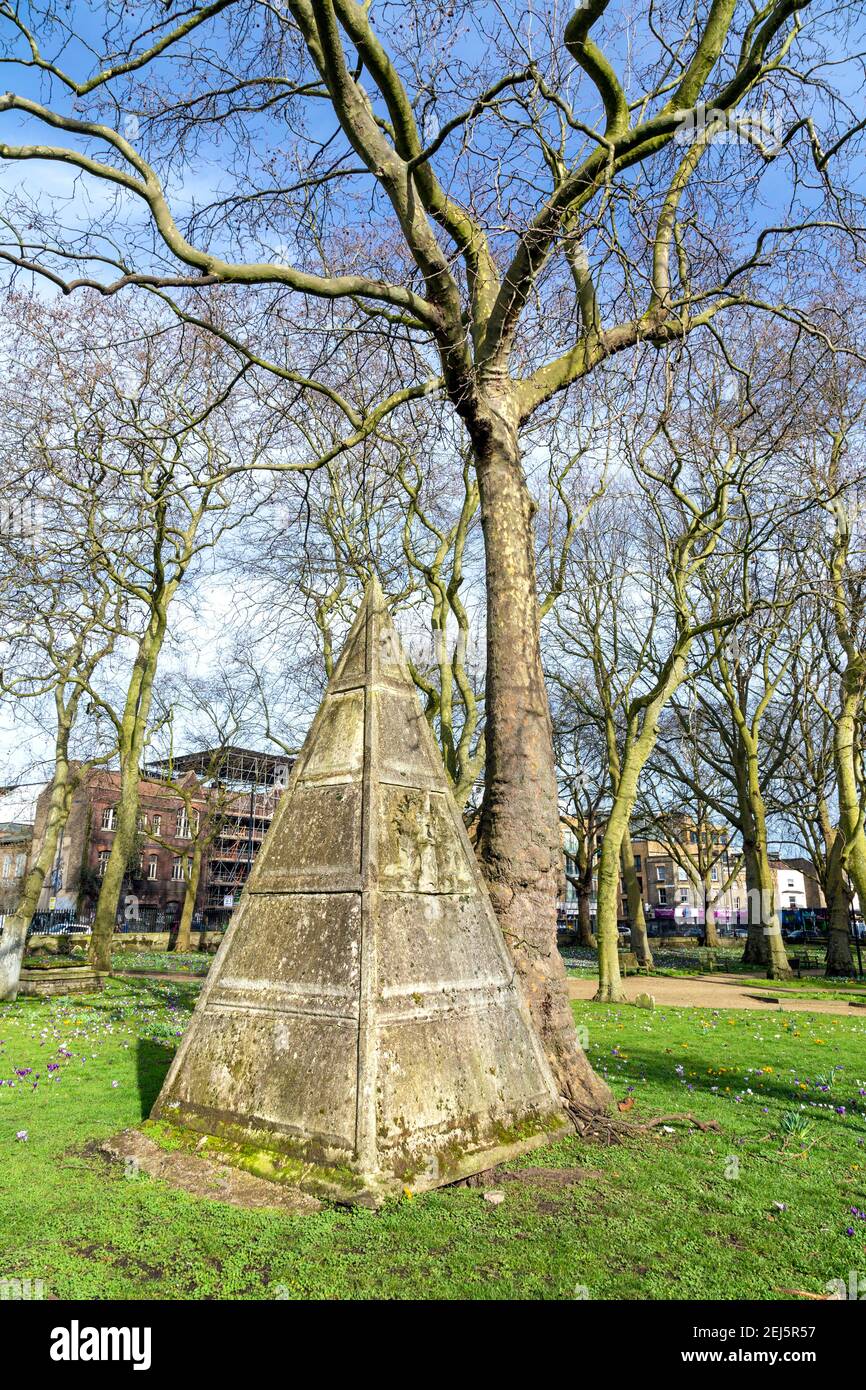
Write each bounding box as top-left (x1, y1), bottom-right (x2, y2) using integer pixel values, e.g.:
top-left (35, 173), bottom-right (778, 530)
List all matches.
top-left (152, 579), bottom-right (566, 1202)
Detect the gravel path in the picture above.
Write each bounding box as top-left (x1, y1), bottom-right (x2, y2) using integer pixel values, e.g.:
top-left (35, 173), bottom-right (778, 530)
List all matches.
top-left (567, 971), bottom-right (865, 1016)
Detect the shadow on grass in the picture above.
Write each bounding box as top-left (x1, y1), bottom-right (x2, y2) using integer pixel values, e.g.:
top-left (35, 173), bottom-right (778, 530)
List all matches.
top-left (136, 1036), bottom-right (175, 1116)
top-left (599, 1041), bottom-right (866, 1137)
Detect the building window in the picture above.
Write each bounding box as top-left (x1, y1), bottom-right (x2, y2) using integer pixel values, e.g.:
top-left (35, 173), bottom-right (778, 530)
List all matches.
top-left (171, 856), bottom-right (188, 882)
top-left (14, 853), bottom-right (26, 877)
top-left (634, 854), bottom-right (641, 870)
top-left (711, 865), bottom-right (719, 883)
top-left (658, 887), bottom-right (668, 904)
top-left (636, 876), bottom-right (643, 893)
top-left (98, 850), bottom-right (111, 877)
top-left (787, 877), bottom-right (795, 888)
top-left (101, 806), bottom-right (118, 831)
top-left (1, 855), bottom-right (11, 879)
top-left (175, 809), bottom-right (199, 839)
top-left (147, 857), bottom-right (158, 881)
top-left (151, 814), bottom-right (162, 836)
top-left (137, 812), bottom-right (148, 830)
top-left (789, 896), bottom-right (797, 909)
top-left (679, 888), bottom-right (689, 903)
top-left (678, 865), bottom-right (687, 880)
top-left (656, 866), bottom-right (666, 881)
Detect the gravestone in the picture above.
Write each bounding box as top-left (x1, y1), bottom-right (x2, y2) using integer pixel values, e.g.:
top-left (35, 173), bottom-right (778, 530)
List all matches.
top-left (152, 578), bottom-right (566, 1203)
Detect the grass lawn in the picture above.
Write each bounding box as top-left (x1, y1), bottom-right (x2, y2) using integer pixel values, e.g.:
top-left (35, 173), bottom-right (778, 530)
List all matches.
top-left (1, 976), bottom-right (865, 1300)
top-left (110, 950), bottom-right (214, 976)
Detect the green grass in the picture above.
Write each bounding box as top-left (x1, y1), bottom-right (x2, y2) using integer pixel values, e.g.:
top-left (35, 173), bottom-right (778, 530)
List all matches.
top-left (1, 977), bottom-right (865, 1299)
top-left (110, 950), bottom-right (214, 976)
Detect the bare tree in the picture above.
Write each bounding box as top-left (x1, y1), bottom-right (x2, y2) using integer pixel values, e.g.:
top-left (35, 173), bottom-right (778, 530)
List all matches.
top-left (3, 295), bottom-right (281, 971)
top-left (642, 699), bottom-right (746, 949)
top-left (552, 688), bottom-right (609, 948)
top-left (0, 480), bottom-right (120, 998)
top-left (553, 346), bottom-right (756, 999)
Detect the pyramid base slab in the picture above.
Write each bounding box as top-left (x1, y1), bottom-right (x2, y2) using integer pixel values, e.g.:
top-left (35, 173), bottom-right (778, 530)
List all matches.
top-left (142, 1106), bottom-right (569, 1208)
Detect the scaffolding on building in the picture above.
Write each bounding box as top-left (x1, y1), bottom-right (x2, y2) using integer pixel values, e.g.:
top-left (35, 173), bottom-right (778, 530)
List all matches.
top-left (144, 746), bottom-right (294, 927)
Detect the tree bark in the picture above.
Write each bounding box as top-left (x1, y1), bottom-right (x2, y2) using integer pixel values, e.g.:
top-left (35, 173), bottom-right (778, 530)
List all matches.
top-left (594, 803), bottom-right (628, 1003)
top-left (754, 841), bottom-right (792, 980)
top-left (834, 685), bottom-right (866, 920)
top-left (704, 887), bottom-right (721, 949)
top-left (89, 622), bottom-right (166, 972)
top-left (732, 729), bottom-right (790, 974)
top-left (741, 840), bottom-right (767, 965)
top-left (175, 839), bottom-right (204, 954)
top-left (825, 828), bottom-right (854, 976)
top-left (473, 404), bottom-right (611, 1110)
top-left (621, 834), bottom-right (653, 967)
top-left (741, 828), bottom-right (792, 980)
top-left (573, 823), bottom-right (596, 946)
top-left (576, 887), bottom-right (595, 947)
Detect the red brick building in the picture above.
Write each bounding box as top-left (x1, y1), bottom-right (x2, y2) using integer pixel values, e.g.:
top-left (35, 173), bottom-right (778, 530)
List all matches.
top-left (0, 823), bottom-right (32, 913)
top-left (33, 748), bottom-right (291, 928)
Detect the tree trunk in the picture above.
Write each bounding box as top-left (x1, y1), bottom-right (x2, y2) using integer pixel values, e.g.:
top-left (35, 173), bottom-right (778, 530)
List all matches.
top-left (741, 841), bottom-right (767, 965)
top-left (753, 839), bottom-right (792, 980)
top-left (575, 829), bottom-right (596, 946)
top-left (473, 405), bottom-right (611, 1111)
top-left (621, 834), bottom-right (653, 967)
top-left (89, 629), bottom-right (165, 970)
top-left (825, 828), bottom-right (853, 976)
top-left (89, 766), bottom-right (141, 971)
top-left (175, 840), bottom-right (204, 954)
top-left (594, 807), bottom-right (627, 1003)
top-left (704, 889), bottom-right (721, 949)
top-left (0, 754), bottom-right (75, 1001)
top-left (577, 883), bottom-right (595, 947)
top-left (722, 724), bottom-right (789, 980)
top-left (834, 687), bottom-right (866, 919)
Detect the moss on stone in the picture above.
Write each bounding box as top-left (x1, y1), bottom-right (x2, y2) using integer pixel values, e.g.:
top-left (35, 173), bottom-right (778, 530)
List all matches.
top-left (140, 1118), bottom-right (367, 1200)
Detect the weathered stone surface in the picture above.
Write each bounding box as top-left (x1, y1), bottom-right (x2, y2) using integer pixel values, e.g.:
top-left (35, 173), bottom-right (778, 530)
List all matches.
top-left (17, 966), bottom-right (108, 996)
top-left (152, 578), bottom-right (565, 1201)
top-left (102, 1129), bottom-right (322, 1213)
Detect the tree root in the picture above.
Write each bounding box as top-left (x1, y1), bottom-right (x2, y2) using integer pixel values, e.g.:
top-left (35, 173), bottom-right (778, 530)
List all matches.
top-left (564, 1100), bottom-right (721, 1144)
